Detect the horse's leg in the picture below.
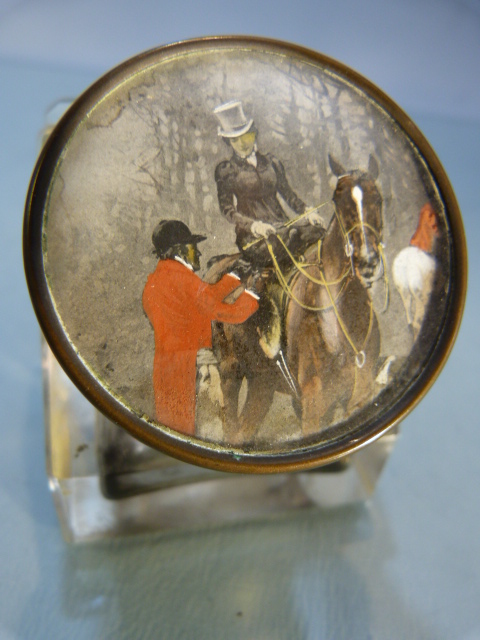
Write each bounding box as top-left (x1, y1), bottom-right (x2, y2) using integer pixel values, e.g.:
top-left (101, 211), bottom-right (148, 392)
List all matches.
top-left (300, 374), bottom-right (326, 436)
top-left (348, 320), bottom-right (380, 412)
top-left (411, 295), bottom-right (423, 340)
top-left (348, 364), bottom-right (374, 413)
top-left (289, 310), bottom-right (333, 437)
top-left (234, 373), bottom-right (276, 445)
top-left (412, 285), bottom-right (432, 340)
top-left (397, 284), bottom-right (413, 327)
top-left (218, 360), bottom-right (243, 442)
top-left (295, 301), bottom-right (357, 436)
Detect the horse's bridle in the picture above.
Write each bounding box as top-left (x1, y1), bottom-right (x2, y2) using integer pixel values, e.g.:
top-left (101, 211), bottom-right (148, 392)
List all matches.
top-left (260, 196), bottom-right (388, 369)
top-left (334, 201), bottom-right (389, 312)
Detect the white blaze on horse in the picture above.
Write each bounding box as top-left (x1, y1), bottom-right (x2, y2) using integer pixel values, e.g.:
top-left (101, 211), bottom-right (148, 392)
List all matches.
top-left (392, 203), bottom-right (440, 339)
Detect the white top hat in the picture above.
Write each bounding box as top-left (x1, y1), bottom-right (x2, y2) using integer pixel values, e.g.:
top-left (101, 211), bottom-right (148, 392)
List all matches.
top-left (213, 100), bottom-right (254, 138)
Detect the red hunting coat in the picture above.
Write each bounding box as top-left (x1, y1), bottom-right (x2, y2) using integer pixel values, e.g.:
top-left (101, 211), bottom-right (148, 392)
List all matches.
top-left (143, 259), bottom-right (259, 435)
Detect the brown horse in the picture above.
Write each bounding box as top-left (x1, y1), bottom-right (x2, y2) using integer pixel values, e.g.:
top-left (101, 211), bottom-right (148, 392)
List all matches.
top-left (209, 154), bottom-right (384, 444)
top-left (286, 155), bottom-right (383, 436)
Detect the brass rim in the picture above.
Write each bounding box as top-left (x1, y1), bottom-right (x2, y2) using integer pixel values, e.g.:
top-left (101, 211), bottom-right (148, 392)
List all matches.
top-left (23, 36), bottom-right (467, 473)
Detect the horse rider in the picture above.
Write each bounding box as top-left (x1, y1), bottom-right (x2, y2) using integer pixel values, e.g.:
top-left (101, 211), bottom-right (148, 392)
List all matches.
top-left (143, 219), bottom-right (259, 436)
top-left (212, 100), bottom-right (326, 364)
top-left (213, 100), bottom-right (325, 267)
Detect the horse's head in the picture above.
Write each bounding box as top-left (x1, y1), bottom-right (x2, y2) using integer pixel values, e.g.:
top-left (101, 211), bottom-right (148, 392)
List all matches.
top-left (329, 154), bottom-right (384, 286)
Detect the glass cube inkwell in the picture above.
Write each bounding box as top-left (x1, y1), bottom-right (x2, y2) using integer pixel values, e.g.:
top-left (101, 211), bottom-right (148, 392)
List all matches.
top-left (24, 37), bottom-right (466, 541)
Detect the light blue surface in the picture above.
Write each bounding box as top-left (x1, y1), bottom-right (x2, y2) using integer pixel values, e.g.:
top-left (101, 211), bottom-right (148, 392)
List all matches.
top-left (1, 1), bottom-right (479, 638)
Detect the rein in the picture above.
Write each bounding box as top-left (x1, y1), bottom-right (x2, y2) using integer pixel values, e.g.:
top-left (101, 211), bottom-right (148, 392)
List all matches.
top-left (265, 237), bottom-right (351, 313)
top-left (262, 202), bottom-right (385, 368)
top-left (242, 200), bottom-right (331, 251)
top-left (318, 265), bottom-right (375, 369)
top-left (266, 235), bottom-right (374, 368)
top-left (333, 200), bottom-right (389, 312)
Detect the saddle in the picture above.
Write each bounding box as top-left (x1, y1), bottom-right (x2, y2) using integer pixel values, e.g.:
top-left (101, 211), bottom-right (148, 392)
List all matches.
top-left (205, 253), bottom-right (297, 361)
top-left (240, 221), bottom-right (325, 270)
top-left (205, 222), bottom-right (325, 362)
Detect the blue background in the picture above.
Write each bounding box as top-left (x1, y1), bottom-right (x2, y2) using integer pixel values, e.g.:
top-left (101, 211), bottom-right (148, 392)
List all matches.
top-left (1, 1), bottom-right (479, 638)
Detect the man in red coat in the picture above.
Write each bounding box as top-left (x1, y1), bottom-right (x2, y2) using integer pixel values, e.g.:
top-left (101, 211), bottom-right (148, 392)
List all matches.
top-left (143, 219), bottom-right (259, 436)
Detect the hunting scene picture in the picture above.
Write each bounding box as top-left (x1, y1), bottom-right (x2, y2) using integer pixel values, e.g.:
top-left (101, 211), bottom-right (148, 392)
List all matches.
top-left (43, 48), bottom-right (451, 452)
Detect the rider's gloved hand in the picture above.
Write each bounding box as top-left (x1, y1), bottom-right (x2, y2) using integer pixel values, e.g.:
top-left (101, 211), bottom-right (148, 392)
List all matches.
top-left (251, 221), bottom-right (277, 238)
top-left (307, 211), bottom-right (324, 226)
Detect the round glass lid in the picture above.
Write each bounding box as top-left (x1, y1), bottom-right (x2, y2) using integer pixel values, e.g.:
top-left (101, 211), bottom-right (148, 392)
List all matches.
top-left (24, 36), bottom-right (467, 472)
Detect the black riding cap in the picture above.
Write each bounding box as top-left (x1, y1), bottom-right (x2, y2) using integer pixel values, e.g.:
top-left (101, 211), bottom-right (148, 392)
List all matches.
top-left (152, 220), bottom-right (207, 254)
